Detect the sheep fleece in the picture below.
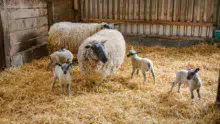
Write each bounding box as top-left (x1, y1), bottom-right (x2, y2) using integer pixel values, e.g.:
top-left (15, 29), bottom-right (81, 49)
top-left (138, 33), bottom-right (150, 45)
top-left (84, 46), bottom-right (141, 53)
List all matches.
top-left (77, 29), bottom-right (126, 82)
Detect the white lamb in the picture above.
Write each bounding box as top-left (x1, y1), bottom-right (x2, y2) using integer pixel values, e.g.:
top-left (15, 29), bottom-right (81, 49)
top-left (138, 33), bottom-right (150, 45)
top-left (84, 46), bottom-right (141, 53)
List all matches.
top-left (47, 48), bottom-right (74, 71)
top-left (170, 68), bottom-right (202, 99)
top-left (77, 29), bottom-right (126, 82)
top-left (127, 46), bottom-right (156, 84)
top-left (51, 63), bottom-right (73, 96)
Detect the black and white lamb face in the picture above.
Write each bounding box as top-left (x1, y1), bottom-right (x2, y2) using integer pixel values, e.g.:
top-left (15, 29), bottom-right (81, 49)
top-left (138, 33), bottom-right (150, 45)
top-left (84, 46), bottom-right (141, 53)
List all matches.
top-left (57, 63), bottom-right (73, 74)
top-left (85, 40), bottom-right (108, 63)
top-left (187, 68), bottom-right (200, 80)
top-left (127, 46), bottom-right (140, 57)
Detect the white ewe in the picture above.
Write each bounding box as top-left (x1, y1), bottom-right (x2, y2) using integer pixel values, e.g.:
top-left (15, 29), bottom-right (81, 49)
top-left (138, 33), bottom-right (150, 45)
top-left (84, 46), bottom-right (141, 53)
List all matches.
top-left (77, 29), bottom-right (126, 82)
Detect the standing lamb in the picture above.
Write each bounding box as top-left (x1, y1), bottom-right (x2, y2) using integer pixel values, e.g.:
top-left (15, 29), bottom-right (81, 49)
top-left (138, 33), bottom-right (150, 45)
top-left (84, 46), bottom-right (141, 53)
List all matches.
top-left (170, 68), bottom-right (202, 99)
top-left (46, 48), bottom-right (74, 71)
top-left (127, 46), bottom-right (156, 84)
top-left (51, 63), bottom-right (73, 96)
top-left (77, 29), bottom-right (126, 82)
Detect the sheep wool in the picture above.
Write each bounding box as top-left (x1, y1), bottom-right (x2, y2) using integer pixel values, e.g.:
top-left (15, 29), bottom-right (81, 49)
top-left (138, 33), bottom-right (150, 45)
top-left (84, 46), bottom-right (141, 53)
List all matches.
top-left (77, 29), bottom-right (126, 82)
top-left (48, 22), bottom-right (107, 54)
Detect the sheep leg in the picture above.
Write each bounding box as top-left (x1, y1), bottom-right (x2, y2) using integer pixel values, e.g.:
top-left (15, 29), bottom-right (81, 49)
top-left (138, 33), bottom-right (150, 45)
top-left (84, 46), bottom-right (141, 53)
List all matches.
top-left (67, 83), bottom-right (71, 96)
top-left (136, 69), bottom-right (139, 77)
top-left (51, 77), bottom-right (57, 91)
top-left (197, 89), bottom-right (201, 99)
top-left (59, 83), bottom-right (64, 95)
top-left (190, 89), bottom-right (194, 99)
top-left (142, 70), bottom-right (147, 84)
top-left (170, 81), bottom-right (177, 92)
top-left (150, 68), bottom-right (156, 84)
top-left (131, 68), bottom-right (136, 79)
top-left (178, 83), bottom-right (182, 93)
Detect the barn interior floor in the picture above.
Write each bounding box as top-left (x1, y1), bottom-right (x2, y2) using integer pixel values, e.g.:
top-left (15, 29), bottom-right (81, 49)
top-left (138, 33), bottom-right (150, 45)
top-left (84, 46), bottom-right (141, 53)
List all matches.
top-left (0, 44), bottom-right (220, 123)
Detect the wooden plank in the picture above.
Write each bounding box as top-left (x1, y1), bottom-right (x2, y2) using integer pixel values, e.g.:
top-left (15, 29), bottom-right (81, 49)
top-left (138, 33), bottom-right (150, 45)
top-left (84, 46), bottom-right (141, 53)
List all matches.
top-left (9, 16), bottom-right (48, 32)
top-left (147, 0), bottom-right (150, 20)
top-left (6, 0), bottom-right (47, 9)
top-left (107, 0), bottom-right (110, 19)
top-left (47, 0), bottom-right (52, 29)
top-left (124, 34), bottom-right (209, 40)
top-left (1, 10), bottom-right (10, 67)
top-left (199, 0), bottom-right (205, 22)
top-left (180, 0), bottom-right (186, 22)
top-left (8, 8), bottom-right (47, 20)
top-left (9, 26), bottom-right (48, 47)
top-left (117, 0), bottom-right (120, 20)
top-left (9, 36), bottom-right (48, 56)
top-left (82, 19), bottom-right (215, 26)
top-left (203, 0), bottom-right (208, 22)
top-left (112, 0), bottom-right (115, 19)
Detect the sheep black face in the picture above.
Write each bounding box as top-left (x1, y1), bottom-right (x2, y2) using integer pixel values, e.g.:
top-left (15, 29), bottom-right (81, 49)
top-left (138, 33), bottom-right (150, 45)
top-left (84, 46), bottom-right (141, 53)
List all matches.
top-left (103, 23), bottom-right (114, 29)
top-left (187, 68), bottom-right (200, 80)
top-left (127, 46), bottom-right (140, 57)
top-left (85, 40), bottom-right (108, 63)
top-left (57, 63), bottom-right (73, 74)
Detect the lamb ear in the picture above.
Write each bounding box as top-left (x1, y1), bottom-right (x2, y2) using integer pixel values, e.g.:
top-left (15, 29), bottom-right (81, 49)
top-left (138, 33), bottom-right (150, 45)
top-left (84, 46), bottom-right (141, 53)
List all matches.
top-left (85, 44), bottom-right (92, 48)
top-left (194, 68), bottom-right (200, 73)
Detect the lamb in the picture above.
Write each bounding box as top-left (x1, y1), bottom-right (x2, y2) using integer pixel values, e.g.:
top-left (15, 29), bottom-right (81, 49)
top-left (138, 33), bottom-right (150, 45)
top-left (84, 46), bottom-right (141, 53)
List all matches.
top-left (46, 48), bottom-right (74, 71)
top-left (170, 68), bottom-right (202, 99)
top-left (51, 62), bottom-right (73, 96)
top-left (127, 46), bottom-right (156, 84)
top-left (77, 29), bottom-right (126, 82)
top-left (48, 22), bottom-right (114, 53)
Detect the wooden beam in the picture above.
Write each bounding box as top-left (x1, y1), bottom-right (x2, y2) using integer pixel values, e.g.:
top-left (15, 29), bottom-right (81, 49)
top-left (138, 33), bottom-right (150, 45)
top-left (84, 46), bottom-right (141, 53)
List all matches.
top-left (217, 70), bottom-right (220, 103)
top-left (82, 19), bottom-right (215, 26)
top-left (47, 0), bottom-right (53, 28)
top-left (123, 34), bottom-right (209, 41)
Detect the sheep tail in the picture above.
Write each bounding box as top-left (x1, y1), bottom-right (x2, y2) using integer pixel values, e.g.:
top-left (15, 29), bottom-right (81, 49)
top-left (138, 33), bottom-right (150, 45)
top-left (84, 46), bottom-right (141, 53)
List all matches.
top-left (149, 63), bottom-right (156, 84)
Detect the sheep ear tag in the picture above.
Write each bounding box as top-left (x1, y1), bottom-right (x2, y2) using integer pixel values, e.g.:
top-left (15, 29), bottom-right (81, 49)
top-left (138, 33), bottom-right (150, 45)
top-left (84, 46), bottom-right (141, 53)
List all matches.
top-left (100, 40), bottom-right (107, 44)
top-left (85, 44), bottom-right (92, 48)
top-left (57, 63), bottom-right (61, 67)
top-left (136, 52), bottom-right (140, 54)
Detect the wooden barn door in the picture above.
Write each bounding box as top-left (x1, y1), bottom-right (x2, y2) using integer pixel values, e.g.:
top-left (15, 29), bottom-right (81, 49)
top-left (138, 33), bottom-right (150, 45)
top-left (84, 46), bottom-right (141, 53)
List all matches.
top-left (80, 0), bottom-right (218, 40)
top-left (0, 11), bottom-right (5, 70)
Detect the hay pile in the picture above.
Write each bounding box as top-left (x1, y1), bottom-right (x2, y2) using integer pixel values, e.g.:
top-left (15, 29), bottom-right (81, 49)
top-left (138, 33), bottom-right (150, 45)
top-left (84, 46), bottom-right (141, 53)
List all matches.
top-left (48, 22), bottom-right (105, 54)
top-left (0, 44), bottom-right (220, 123)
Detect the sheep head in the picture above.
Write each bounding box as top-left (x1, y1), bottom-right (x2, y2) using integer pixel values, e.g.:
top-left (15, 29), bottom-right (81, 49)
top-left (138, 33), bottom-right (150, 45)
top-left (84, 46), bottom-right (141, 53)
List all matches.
top-left (85, 40), bottom-right (108, 63)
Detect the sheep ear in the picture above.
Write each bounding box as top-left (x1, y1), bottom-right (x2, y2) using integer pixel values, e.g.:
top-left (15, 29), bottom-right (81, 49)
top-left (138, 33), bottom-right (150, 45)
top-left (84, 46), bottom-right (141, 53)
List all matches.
top-left (68, 63), bottom-right (73, 68)
top-left (85, 44), bottom-right (92, 48)
top-left (66, 59), bottom-right (71, 64)
top-left (195, 68), bottom-right (200, 73)
top-left (100, 40), bottom-right (107, 44)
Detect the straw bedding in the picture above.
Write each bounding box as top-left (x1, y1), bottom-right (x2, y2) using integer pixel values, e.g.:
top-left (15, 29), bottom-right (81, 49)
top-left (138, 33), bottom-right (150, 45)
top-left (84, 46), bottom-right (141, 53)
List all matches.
top-left (0, 44), bottom-right (220, 123)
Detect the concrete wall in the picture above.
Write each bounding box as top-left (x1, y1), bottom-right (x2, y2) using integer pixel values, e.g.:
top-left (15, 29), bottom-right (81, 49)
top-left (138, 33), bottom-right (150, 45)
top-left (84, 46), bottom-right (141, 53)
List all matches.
top-left (1, 0), bottom-right (48, 67)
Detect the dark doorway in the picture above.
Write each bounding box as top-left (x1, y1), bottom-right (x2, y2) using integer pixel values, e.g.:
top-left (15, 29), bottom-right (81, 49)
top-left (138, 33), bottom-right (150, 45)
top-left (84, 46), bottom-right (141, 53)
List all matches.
top-left (0, 12), bottom-right (6, 70)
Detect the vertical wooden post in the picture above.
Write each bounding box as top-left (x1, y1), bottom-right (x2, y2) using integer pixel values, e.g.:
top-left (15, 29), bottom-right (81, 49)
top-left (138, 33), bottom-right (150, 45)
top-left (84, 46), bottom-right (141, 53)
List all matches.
top-left (1, 0), bottom-right (10, 68)
top-left (47, 0), bottom-right (53, 29)
top-left (73, 0), bottom-right (81, 22)
top-left (217, 70), bottom-right (220, 103)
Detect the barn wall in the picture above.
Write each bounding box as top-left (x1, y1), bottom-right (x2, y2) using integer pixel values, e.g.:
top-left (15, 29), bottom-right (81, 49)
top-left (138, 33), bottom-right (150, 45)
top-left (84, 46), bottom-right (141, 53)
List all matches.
top-left (1, 0), bottom-right (48, 67)
top-left (81, 0), bottom-right (218, 39)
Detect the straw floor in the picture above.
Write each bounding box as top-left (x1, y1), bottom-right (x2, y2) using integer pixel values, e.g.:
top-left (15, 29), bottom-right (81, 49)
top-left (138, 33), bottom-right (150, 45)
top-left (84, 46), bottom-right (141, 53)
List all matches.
top-left (0, 44), bottom-right (220, 123)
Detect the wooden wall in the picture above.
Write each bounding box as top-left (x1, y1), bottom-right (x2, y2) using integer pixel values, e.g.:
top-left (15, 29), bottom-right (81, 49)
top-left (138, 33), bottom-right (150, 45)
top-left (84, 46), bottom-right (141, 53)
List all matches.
top-left (51, 0), bottom-right (75, 23)
top-left (1, 0), bottom-right (48, 67)
top-left (81, 0), bottom-right (219, 39)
